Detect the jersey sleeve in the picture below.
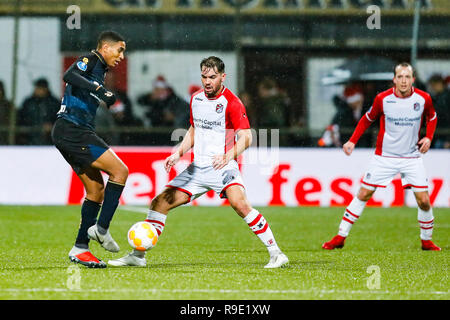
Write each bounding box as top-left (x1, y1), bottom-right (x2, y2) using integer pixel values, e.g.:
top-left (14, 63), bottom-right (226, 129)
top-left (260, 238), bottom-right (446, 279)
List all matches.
top-left (63, 54), bottom-right (99, 92)
top-left (364, 95), bottom-right (383, 122)
top-left (226, 97), bottom-right (250, 131)
top-left (349, 94), bottom-right (383, 144)
top-left (189, 94), bottom-right (194, 127)
top-left (424, 93), bottom-right (437, 141)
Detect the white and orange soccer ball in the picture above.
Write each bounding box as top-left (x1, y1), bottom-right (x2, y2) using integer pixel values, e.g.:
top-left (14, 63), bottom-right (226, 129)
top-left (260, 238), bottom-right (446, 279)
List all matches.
top-left (127, 221), bottom-right (158, 251)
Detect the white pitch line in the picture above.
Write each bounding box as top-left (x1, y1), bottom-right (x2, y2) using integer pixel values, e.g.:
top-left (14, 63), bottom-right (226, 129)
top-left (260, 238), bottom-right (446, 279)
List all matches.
top-left (1, 288), bottom-right (448, 295)
top-left (117, 206), bottom-right (149, 214)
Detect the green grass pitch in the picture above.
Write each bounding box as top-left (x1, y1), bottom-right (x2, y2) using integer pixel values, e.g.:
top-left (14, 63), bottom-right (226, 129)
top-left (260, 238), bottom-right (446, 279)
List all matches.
top-left (0, 205), bottom-right (448, 300)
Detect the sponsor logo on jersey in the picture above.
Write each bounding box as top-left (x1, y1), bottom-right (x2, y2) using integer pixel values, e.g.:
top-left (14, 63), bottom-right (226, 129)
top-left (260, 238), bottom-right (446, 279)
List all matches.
top-left (195, 97), bottom-right (203, 101)
top-left (77, 60), bottom-right (87, 71)
top-left (413, 102), bottom-right (420, 111)
top-left (216, 103), bottom-right (224, 113)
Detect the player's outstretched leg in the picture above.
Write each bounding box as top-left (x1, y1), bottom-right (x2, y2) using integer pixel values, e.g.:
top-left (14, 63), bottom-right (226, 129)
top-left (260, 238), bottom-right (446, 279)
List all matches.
top-left (108, 210), bottom-right (167, 266)
top-left (322, 196), bottom-right (368, 250)
top-left (108, 188), bottom-right (188, 267)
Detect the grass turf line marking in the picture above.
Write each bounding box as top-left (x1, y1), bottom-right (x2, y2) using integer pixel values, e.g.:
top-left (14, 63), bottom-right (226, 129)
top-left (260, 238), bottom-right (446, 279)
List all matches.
top-left (117, 206), bottom-right (149, 214)
top-left (1, 288), bottom-right (448, 295)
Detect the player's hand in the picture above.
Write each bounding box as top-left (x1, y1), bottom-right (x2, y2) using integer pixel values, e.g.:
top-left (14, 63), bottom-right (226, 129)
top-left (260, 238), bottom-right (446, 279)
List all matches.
top-left (418, 137), bottom-right (431, 154)
top-left (212, 154), bottom-right (230, 170)
top-left (343, 141), bottom-right (355, 156)
top-left (95, 86), bottom-right (116, 107)
top-left (164, 153), bottom-right (180, 173)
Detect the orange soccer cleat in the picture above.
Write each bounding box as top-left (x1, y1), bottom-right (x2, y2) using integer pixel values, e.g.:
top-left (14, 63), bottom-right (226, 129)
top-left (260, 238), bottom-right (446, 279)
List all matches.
top-left (421, 240), bottom-right (442, 251)
top-left (322, 235), bottom-right (346, 250)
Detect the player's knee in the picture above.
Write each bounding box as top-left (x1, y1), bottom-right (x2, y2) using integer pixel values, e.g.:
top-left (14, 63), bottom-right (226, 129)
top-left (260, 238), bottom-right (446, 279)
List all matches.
top-left (110, 164), bottom-right (128, 183)
top-left (119, 164), bottom-right (129, 180)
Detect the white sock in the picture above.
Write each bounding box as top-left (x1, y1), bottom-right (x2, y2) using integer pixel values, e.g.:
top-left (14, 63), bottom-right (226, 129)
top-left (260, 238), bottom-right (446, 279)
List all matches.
top-left (418, 207), bottom-right (434, 240)
top-left (244, 209), bottom-right (280, 256)
top-left (338, 197), bottom-right (367, 237)
top-left (145, 210), bottom-right (167, 237)
top-left (132, 210), bottom-right (167, 259)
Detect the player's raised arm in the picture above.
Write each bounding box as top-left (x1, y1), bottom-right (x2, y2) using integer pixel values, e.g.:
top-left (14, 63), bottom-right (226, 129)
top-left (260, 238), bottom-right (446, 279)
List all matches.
top-left (164, 125), bottom-right (195, 173)
top-left (63, 57), bottom-right (100, 92)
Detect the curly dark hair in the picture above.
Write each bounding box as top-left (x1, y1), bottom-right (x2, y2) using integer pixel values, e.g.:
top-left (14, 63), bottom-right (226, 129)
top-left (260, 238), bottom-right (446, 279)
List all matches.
top-left (200, 56), bottom-right (225, 73)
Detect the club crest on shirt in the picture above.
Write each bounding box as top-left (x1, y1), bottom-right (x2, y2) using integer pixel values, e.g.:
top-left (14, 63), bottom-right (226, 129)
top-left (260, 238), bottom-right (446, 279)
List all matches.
top-left (216, 103), bottom-right (224, 113)
top-left (413, 102), bottom-right (420, 111)
top-left (77, 60), bottom-right (87, 71)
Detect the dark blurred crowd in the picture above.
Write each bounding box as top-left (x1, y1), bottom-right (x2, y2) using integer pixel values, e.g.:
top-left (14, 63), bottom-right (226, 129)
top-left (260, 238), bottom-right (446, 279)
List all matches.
top-left (0, 71), bottom-right (449, 147)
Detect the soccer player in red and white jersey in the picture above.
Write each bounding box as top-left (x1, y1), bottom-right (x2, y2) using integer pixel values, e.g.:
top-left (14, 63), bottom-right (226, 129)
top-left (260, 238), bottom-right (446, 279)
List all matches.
top-left (109, 56), bottom-right (289, 268)
top-left (323, 62), bottom-right (441, 251)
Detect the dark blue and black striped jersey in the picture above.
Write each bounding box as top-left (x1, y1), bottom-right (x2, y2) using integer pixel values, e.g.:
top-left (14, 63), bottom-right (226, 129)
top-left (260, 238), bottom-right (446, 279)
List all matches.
top-left (58, 50), bottom-right (108, 130)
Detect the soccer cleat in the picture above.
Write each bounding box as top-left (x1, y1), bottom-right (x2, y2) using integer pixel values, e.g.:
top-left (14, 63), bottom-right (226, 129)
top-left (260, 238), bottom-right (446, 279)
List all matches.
top-left (264, 252), bottom-right (289, 269)
top-left (68, 247), bottom-right (106, 268)
top-left (87, 224), bottom-right (120, 253)
top-left (322, 235), bottom-right (346, 250)
top-left (421, 240), bottom-right (441, 251)
top-left (108, 252), bottom-right (147, 267)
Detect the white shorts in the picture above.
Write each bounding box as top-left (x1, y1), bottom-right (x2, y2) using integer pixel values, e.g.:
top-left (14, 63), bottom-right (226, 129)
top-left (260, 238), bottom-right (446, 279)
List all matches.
top-left (166, 160), bottom-right (245, 201)
top-left (361, 155), bottom-right (429, 192)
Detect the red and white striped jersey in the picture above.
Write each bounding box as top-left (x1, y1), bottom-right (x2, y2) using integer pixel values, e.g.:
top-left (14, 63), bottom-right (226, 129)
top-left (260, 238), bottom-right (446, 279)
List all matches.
top-left (350, 87), bottom-right (437, 158)
top-left (189, 87), bottom-right (250, 166)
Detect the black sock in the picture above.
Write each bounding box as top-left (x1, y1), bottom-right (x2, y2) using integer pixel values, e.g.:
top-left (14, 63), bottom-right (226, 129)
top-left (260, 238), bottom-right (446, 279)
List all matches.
top-left (97, 180), bottom-right (125, 232)
top-left (75, 199), bottom-right (101, 248)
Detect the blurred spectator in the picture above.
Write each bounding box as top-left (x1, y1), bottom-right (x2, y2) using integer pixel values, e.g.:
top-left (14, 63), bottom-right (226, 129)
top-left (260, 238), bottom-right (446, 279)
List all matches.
top-left (17, 78), bottom-right (60, 145)
top-left (445, 76), bottom-right (450, 89)
top-left (185, 84), bottom-right (202, 103)
top-left (255, 77), bottom-right (290, 128)
top-left (239, 91), bottom-right (256, 127)
top-left (104, 72), bottom-right (143, 145)
top-left (137, 75), bottom-right (189, 129)
top-left (0, 81), bottom-right (13, 144)
top-left (427, 74), bottom-right (450, 149)
top-left (319, 83), bottom-right (371, 148)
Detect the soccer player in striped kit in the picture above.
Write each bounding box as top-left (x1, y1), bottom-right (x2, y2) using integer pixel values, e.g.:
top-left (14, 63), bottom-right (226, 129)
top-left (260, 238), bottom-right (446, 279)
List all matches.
top-left (109, 56), bottom-right (289, 268)
top-left (323, 62), bottom-right (441, 251)
top-left (52, 31), bottom-right (128, 268)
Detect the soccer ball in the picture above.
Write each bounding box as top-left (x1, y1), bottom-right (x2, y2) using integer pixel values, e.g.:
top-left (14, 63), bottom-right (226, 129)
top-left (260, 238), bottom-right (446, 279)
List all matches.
top-left (127, 221), bottom-right (158, 251)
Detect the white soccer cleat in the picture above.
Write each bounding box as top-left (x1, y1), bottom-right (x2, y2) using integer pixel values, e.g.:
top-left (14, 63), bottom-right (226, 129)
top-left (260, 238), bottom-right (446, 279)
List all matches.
top-left (264, 252), bottom-right (289, 269)
top-left (87, 224), bottom-right (120, 253)
top-left (108, 252), bottom-right (147, 267)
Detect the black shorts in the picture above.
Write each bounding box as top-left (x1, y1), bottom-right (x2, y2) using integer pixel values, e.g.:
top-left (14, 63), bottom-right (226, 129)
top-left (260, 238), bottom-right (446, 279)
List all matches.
top-left (51, 118), bottom-right (109, 175)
